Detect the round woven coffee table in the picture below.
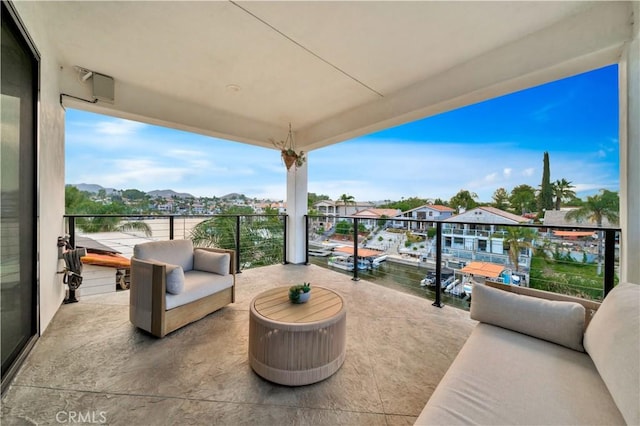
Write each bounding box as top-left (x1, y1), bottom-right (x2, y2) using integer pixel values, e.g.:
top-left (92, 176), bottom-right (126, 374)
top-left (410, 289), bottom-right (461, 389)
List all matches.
top-left (248, 286), bottom-right (347, 386)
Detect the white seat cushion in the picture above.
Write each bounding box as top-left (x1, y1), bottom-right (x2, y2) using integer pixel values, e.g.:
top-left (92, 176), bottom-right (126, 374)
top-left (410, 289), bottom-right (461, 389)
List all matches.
top-left (415, 323), bottom-right (625, 425)
top-left (165, 270), bottom-right (233, 310)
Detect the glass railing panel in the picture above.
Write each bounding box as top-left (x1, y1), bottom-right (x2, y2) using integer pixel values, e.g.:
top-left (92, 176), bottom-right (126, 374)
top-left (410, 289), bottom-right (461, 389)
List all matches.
top-left (65, 214), bottom-right (287, 273)
top-left (306, 216), bottom-right (620, 310)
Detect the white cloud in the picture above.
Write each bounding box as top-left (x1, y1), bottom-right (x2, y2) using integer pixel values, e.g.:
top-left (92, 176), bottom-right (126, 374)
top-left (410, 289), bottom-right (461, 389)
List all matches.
top-left (522, 168), bottom-right (536, 177)
top-left (503, 168), bottom-right (512, 178)
top-left (95, 119), bottom-right (146, 135)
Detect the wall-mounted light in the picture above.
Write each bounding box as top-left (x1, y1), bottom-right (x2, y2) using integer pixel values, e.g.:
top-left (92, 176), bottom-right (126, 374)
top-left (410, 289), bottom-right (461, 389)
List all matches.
top-left (81, 71), bottom-right (93, 82)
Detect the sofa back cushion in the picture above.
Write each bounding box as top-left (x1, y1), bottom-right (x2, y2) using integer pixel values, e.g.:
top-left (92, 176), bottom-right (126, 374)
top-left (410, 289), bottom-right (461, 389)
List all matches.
top-left (133, 239), bottom-right (194, 271)
top-left (584, 282), bottom-right (640, 426)
top-left (471, 283), bottom-right (586, 352)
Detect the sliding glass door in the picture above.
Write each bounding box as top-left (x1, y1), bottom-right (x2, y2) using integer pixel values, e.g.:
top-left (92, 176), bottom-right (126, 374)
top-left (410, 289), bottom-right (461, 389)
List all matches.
top-left (1, 1), bottom-right (38, 388)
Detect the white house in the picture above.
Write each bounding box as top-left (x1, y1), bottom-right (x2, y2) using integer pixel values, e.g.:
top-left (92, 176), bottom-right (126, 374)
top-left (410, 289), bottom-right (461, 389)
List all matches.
top-left (394, 204), bottom-right (455, 232)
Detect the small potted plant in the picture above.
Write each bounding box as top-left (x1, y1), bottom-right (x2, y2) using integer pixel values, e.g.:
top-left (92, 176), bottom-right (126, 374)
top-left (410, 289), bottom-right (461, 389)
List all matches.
top-left (288, 282), bottom-right (311, 304)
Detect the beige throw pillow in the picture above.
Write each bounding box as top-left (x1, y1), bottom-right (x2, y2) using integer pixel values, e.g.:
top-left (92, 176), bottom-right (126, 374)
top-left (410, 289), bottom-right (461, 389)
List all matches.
top-left (146, 258), bottom-right (184, 294)
top-left (471, 283), bottom-right (586, 352)
top-left (193, 249), bottom-right (230, 276)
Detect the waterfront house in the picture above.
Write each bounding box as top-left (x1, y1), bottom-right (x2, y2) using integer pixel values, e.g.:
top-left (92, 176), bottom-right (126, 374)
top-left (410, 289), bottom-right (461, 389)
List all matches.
top-left (350, 208), bottom-right (401, 230)
top-left (442, 207), bottom-right (534, 269)
top-left (543, 209), bottom-right (617, 228)
top-left (394, 204), bottom-right (455, 232)
top-left (313, 199), bottom-right (375, 227)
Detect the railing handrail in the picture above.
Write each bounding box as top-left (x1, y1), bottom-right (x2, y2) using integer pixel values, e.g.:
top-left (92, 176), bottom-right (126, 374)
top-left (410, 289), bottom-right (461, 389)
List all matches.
top-left (64, 213), bottom-right (287, 219)
top-left (305, 213), bottom-right (621, 232)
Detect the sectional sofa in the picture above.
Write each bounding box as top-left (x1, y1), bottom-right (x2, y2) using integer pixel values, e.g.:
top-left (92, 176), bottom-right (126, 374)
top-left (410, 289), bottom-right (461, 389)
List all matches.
top-left (415, 281), bottom-right (639, 425)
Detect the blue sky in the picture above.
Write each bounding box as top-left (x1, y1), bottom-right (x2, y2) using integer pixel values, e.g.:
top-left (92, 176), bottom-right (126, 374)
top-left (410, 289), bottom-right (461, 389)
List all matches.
top-left (65, 65), bottom-right (619, 203)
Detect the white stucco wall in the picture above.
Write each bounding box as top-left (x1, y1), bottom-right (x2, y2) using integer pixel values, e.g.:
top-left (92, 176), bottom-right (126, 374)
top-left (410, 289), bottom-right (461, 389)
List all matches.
top-left (12, 2), bottom-right (67, 333)
top-left (619, 1), bottom-right (640, 285)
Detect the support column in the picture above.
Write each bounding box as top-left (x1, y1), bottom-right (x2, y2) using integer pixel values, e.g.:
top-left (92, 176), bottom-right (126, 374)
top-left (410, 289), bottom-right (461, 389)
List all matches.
top-left (286, 161), bottom-right (308, 264)
top-left (619, 4), bottom-right (640, 284)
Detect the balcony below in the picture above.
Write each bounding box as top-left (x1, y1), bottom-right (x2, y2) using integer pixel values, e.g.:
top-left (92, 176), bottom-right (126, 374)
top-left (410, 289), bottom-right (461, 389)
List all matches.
top-left (1, 264), bottom-right (475, 425)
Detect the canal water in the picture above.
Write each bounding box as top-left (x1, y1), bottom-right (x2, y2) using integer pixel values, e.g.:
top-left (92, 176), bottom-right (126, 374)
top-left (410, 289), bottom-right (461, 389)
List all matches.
top-left (309, 256), bottom-right (471, 311)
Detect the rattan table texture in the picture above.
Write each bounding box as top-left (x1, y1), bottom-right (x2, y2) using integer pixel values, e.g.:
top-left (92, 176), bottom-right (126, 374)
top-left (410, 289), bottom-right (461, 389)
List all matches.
top-left (248, 286), bottom-right (347, 386)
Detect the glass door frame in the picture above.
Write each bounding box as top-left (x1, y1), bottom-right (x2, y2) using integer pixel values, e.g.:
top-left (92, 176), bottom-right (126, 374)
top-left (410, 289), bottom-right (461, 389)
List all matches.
top-left (1, 0), bottom-right (40, 395)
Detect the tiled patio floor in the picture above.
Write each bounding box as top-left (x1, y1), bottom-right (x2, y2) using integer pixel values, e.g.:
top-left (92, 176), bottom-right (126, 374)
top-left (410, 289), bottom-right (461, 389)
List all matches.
top-left (1, 264), bottom-right (476, 425)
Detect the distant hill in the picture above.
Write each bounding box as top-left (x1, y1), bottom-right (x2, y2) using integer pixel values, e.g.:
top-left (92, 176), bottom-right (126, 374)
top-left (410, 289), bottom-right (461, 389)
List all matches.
top-left (147, 189), bottom-right (195, 199)
top-left (69, 183), bottom-right (119, 195)
top-left (220, 193), bottom-right (244, 200)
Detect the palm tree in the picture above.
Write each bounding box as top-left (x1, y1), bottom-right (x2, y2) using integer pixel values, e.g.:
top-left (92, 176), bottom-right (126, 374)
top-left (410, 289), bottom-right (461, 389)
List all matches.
top-left (77, 217), bottom-right (152, 236)
top-left (503, 227), bottom-right (536, 272)
top-left (190, 206), bottom-right (284, 269)
top-left (337, 194), bottom-right (355, 216)
top-left (564, 190), bottom-right (619, 274)
top-left (552, 178), bottom-right (576, 210)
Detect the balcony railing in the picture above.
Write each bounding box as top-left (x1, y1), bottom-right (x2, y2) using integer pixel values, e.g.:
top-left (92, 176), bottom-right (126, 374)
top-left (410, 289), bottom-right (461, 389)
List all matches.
top-left (64, 213), bottom-right (620, 311)
top-left (64, 214), bottom-right (288, 273)
top-left (305, 215), bottom-right (620, 310)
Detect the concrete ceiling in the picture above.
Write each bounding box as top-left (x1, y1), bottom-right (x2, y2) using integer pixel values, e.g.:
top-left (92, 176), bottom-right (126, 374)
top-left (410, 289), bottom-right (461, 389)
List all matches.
top-left (16, 1), bottom-right (634, 151)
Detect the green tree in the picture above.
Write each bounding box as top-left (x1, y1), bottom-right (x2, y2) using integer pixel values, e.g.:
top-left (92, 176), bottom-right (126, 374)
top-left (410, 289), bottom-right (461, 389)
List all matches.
top-left (537, 151), bottom-right (554, 212)
top-left (335, 220), bottom-right (351, 235)
top-left (565, 189), bottom-right (619, 274)
top-left (121, 189), bottom-right (146, 200)
top-left (65, 185), bottom-right (94, 213)
top-left (190, 205), bottom-right (283, 268)
top-left (449, 190), bottom-right (478, 213)
top-left (337, 194), bottom-right (355, 215)
top-left (551, 178), bottom-right (576, 210)
top-left (503, 227), bottom-right (536, 272)
top-left (565, 194), bottom-right (584, 207)
top-left (66, 187), bottom-right (152, 236)
top-left (75, 202), bottom-right (152, 236)
top-left (380, 196), bottom-right (427, 212)
top-left (491, 188), bottom-right (510, 211)
top-left (308, 192), bottom-right (330, 208)
top-left (509, 184), bottom-right (537, 215)
top-left (433, 198), bottom-right (448, 206)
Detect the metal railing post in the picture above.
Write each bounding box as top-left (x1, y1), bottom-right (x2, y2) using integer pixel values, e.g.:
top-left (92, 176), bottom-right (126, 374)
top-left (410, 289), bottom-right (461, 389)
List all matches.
top-left (283, 214), bottom-right (288, 265)
top-left (352, 218), bottom-right (360, 281)
top-left (603, 229), bottom-right (616, 296)
top-left (433, 221), bottom-right (443, 308)
top-left (169, 216), bottom-right (174, 240)
top-left (68, 216), bottom-right (76, 248)
top-left (304, 215), bottom-right (309, 265)
top-left (235, 215), bottom-right (242, 273)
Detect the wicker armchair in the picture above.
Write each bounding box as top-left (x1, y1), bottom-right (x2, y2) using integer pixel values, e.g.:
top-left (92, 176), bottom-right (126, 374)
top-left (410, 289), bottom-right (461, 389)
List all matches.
top-left (130, 239), bottom-right (235, 337)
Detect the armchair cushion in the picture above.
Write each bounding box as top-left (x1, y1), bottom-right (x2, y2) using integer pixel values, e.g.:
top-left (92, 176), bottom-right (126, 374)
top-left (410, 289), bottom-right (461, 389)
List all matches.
top-left (194, 249), bottom-right (230, 276)
top-left (145, 259), bottom-right (185, 294)
top-left (471, 283), bottom-right (585, 352)
top-left (584, 282), bottom-right (640, 426)
top-left (164, 263), bottom-right (185, 295)
top-left (133, 239), bottom-right (194, 271)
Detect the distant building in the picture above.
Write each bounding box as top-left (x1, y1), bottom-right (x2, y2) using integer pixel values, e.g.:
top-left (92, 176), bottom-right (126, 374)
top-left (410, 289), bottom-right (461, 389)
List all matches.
top-left (393, 204), bottom-right (455, 232)
top-left (312, 199), bottom-right (375, 227)
top-left (442, 207), bottom-right (533, 271)
top-left (350, 208), bottom-right (400, 230)
top-left (542, 209), bottom-right (616, 227)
